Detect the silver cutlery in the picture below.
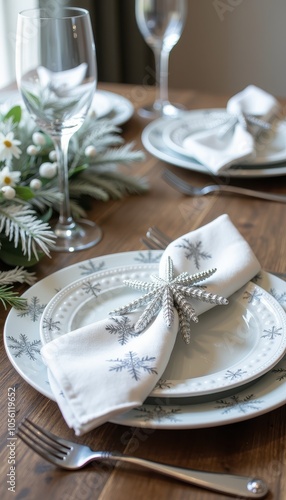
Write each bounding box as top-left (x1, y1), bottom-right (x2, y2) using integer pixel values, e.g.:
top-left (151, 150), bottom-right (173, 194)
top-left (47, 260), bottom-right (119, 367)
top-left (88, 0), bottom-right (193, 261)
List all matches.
top-left (17, 419), bottom-right (268, 498)
top-left (162, 169), bottom-right (286, 203)
top-left (141, 226), bottom-right (172, 250)
top-left (142, 226), bottom-right (286, 280)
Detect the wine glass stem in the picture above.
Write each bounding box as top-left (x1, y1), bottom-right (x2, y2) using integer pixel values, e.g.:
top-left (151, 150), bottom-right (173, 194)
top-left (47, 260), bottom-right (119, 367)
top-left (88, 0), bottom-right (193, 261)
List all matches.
top-left (154, 47), bottom-right (170, 111)
top-left (53, 134), bottom-right (74, 229)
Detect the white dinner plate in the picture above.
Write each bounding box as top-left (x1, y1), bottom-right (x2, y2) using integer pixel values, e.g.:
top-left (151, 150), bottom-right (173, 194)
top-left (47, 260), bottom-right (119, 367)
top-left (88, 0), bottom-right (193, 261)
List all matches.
top-left (96, 90), bottom-right (134, 126)
top-left (142, 117), bottom-right (286, 178)
top-left (4, 250), bottom-right (286, 429)
top-left (162, 109), bottom-right (286, 166)
top-left (90, 92), bottom-right (113, 118)
top-left (0, 89), bottom-right (134, 126)
top-left (40, 266), bottom-right (286, 398)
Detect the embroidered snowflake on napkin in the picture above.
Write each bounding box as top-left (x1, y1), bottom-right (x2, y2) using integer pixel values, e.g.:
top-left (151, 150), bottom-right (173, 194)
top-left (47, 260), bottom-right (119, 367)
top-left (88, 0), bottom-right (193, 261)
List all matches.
top-left (110, 256), bottom-right (228, 343)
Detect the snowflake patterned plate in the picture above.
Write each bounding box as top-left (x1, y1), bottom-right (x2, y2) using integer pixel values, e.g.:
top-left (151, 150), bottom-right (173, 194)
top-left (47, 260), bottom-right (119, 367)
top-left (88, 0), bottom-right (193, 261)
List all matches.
top-left (162, 109), bottom-right (286, 166)
top-left (142, 112), bottom-right (286, 178)
top-left (39, 266), bottom-right (286, 398)
top-left (4, 250), bottom-right (286, 429)
top-left (39, 264), bottom-right (159, 344)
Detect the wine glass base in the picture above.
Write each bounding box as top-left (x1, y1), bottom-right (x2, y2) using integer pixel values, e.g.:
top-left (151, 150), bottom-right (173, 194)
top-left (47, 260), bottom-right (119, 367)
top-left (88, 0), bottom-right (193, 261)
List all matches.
top-left (138, 102), bottom-right (187, 119)
top-left (52, 219), bottom-right (102, 252)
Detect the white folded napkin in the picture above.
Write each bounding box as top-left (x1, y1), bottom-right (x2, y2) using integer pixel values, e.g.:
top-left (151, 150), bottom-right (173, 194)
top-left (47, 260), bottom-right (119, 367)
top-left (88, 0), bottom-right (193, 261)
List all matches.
top-left (37, 63), bottom-right (88, 96)
top-left (182, 123), bottom-right (254, 173)
top-left (226, 85), bottom-right (280, 123)
top-left (182, 85), bottom-right (280, 174)
top-left (41, 214), bottom-right (260, 435)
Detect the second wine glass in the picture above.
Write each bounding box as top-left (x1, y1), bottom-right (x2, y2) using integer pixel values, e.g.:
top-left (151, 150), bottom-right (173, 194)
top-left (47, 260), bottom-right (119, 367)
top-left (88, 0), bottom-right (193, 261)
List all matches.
top-left (136, 0), bottom-right (187, 118)
top-left (16, 7), bottom-right (102, 252)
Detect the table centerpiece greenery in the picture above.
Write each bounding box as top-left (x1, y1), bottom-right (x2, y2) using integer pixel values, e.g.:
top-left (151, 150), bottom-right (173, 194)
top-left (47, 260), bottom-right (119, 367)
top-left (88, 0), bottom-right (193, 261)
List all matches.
top-left (0, 99), bottom-right (147, 310)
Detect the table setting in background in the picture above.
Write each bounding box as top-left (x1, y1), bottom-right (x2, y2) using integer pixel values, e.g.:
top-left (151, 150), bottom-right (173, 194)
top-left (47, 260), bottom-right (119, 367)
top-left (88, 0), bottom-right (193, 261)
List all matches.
top-left (0, 87), bottom-right (134, 128)
top-left (135, 0), bottom-right (286, 183)
top-left (1, 3), bottom-right (286, 500)
top-left (142, 84), bottom-right (286, 179)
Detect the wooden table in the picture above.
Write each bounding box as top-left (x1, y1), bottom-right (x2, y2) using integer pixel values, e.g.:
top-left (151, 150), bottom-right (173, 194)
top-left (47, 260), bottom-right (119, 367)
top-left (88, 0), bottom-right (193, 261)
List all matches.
top-left (1, 83), bottom-right (286, 500)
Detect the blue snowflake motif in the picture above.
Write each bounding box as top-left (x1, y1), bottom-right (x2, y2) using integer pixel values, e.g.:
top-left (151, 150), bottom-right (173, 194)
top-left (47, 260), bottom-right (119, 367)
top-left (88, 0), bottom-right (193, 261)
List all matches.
top-left (42, 317), bottom-right (61, 333)
top-left (17, 296), bottom-right (46, 322)
top-left (134, 251), bottom-right (162, 264)
top-left (7, 334), bottom-right (41, 361)
top-left (262, 326), bottom-right (282, 340)
top-left (272, 367), bottom-right (286, 381)
top-left (251, 273), bottom-right (263, 283)
top-left (270, 288), bottom-right (286, 309)
top-left (107, 351), bottom-right (157, 381)
top-left (224, 368), bottom-right (247, 380)
top-left (81, 280), bottom-right (101, 297)
top-left (175, 239), bottom-right (211, 270)
top-left (134, 405), bottom-right (182, 422)
top-left (78, 260), bottom-right (105, 276)
top-left (153, 379), bottom-right (173, 390)
top-left (215, 394), bottom-right (263, 414)
top-left (243, 288), bottom-right (263, 304)
top-left (105, 316), bottom-right (139, 345)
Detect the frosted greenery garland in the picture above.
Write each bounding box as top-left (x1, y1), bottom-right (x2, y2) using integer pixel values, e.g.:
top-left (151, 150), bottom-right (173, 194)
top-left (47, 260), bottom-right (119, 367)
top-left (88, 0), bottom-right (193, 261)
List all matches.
top-left (0, 102), bottom-right (147, 309)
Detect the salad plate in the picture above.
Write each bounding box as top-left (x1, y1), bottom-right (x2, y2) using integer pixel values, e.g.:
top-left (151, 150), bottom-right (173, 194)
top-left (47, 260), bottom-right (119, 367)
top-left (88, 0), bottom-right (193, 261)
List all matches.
top-left (4, 250), bottom-right (286, 429)
top-left (142, 116), bottom-right (286, 178)
top-left (40, 268), bottom-right (286, 398)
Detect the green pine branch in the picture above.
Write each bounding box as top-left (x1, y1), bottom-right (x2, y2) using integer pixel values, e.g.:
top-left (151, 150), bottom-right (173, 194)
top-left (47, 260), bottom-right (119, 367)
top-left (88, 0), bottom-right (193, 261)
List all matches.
top-left (0, 204), bottom-right (56, 260)
top-left (0, 285), bottom-right (27, 310)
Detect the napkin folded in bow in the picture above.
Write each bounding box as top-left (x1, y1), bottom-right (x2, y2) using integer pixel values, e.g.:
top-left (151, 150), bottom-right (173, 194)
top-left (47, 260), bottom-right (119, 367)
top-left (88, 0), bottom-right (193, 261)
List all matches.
top-left (182, 85), bottom-right (280, 174)
top-left (41, 215), bottom-right (260, 435)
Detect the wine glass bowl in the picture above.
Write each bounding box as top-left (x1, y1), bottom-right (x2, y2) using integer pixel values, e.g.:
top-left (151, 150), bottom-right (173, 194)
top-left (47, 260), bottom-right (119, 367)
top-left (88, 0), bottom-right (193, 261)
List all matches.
top-left (135, 0), bottom-right (187, 118)
top-left (16, 7), bottom-right (102, 252)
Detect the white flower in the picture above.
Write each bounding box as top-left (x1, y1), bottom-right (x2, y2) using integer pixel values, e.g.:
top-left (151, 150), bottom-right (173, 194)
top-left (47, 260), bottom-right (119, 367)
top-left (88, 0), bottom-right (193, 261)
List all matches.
top-left (30, 178), bottom-right (42, 190)
top-left (0, 132), bottom-right (21, 161)
top-left (39, 162), bottom-right (57, 179)
top-left (1, 185), bottom-right (16, 199)
top-left (0, 166), bottom-right (21, 188)
top-left (85, 145), bottom-right (97, 157)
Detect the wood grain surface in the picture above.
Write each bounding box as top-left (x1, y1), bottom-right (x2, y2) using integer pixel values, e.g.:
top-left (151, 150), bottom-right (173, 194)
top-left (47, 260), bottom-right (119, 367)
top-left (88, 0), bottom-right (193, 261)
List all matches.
top-left (1, 83), bottom-right (286, 500)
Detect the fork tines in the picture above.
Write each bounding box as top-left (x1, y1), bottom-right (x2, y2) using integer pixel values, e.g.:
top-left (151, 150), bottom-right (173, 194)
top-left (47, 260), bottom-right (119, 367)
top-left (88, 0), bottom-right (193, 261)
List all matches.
top-left (146, 226), bottom-right (172, 249)
top-left (17, 418), bottom-right (69, 464)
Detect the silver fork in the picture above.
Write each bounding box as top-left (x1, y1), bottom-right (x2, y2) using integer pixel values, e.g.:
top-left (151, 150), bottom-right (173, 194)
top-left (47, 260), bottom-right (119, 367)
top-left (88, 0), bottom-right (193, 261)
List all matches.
top-left (162, 169), bottom-right (286, 203)
top-left (17, 419), bottom-right (268, 498)
top-left (141, 226), bottom-right (172, 250)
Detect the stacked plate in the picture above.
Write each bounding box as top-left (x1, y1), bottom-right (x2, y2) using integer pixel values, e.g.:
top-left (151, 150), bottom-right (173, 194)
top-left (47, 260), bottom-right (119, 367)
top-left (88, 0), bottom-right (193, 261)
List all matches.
top-left (142, 109), bottom-right (286, 178)
top-left (0, 89), bottom-right (134, 126)
top-left (4, 250), bottom-right (286, 429)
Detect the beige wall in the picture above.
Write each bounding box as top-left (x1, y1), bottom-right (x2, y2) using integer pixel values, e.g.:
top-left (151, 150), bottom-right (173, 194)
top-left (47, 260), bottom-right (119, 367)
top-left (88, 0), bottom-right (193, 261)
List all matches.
top-left (168, 0), bottom-right (286, 98)
top-left (0, 0), bottom-right (37, 88)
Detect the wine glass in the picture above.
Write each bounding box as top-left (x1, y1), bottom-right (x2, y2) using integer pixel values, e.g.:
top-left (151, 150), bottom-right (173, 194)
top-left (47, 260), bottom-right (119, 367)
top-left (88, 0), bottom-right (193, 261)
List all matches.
top-left (16, 7), bottom-right (102, 252)
top-left (135, 0), bottom-right (187, 118)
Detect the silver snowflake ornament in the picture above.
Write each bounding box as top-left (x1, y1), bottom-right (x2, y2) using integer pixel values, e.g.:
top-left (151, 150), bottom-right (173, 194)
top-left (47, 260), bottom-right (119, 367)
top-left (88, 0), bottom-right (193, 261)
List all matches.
top-left (110, 256), bottom-right (228, 343)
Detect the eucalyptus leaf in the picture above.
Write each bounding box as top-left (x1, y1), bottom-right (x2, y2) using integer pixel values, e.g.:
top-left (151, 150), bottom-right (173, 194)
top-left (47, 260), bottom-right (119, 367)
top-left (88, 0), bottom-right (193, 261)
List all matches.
top-left (22, 90), bottom-right (42, 109)
top-left (15, 186), bottom-right (35, 200)
top-left (69, 164), bottom-right (88, 178)
top-left (4, 105), bottom-right (22, 124)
